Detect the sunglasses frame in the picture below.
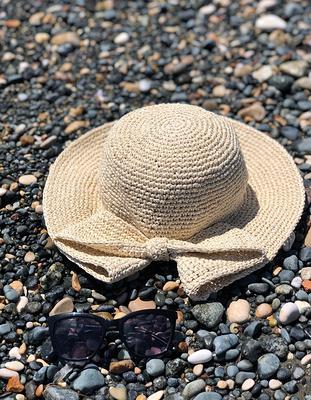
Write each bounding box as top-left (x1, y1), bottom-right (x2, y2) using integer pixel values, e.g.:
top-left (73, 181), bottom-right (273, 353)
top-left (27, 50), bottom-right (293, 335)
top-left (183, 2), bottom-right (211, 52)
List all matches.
top-left (47, 309), bottom-right (177, 362)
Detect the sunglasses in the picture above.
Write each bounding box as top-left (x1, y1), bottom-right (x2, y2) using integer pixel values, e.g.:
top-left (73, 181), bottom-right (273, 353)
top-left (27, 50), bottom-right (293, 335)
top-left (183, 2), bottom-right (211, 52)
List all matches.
top-left (47, 309), bottom-right (177, 362)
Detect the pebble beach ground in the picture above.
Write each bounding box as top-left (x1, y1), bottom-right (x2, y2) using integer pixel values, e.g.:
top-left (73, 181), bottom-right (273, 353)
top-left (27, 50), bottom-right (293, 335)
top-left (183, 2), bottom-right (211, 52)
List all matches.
top-left (1, 0), bottom-right (311, 399)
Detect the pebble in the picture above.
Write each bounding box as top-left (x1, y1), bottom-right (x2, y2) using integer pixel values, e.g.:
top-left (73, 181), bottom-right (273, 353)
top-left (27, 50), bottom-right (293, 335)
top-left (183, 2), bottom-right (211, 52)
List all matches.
top-left (255, 303), bottom-right (273, 318)
top-left (279, 302), bottom-right (300, 325)
top-left (114, 32), bottom-right (130, 45)
top-left (227, 299), bottom-right (250, 323)
top-left (192, 302), bottom-right (224, 328)
top-left (194, 394), bottom-right (222, 400)
top-left (109, 360), bottom-right (135, 374)
top-left (279, 60), bottom-right (309, 78)
top-left (147, 391), bottom-right (164, 400)
top-left (18, 175), bottom-right (37, 186)
top-left (188, 350), bottom-right (213, 364)
top-left (269, 379), bottom-right (283, 390)
top-left (301, 354), bottom-right (311, 366)
top-left (163, 281), bottom-right (179, 292)
top-left (109, 385), bottom-right (127, 400)
top-left (301, 267), bottom-right (311, 280)
top-left (128, 298), bottom-right (156, 312)
top-left (43, 385), bottom-right (79, 400)
top-left (146, 359), bottom-right (165, 377)
top-left (238, 103), bottom-right (266, 122)
top-left (193, 364), bottom-right (204, 377)
top-left (65, 120), bottom-right (89, 135)
top-left (294, 77), bottom-right (311, 90)
top-left (242, 378), bottom-right (255, 391)
top-left (24, 251), bottom-right (36, 262)
top-left (5, 361), bottom-right (24, 372)
top-left (72, 369), bottom-right (105, 394)
top-left (0, 368), bottom-right (19, 379)
top-left (252, 65), bottom-right (274, 82)
top-left (213, 334), bottom-right (239, 356)
top-left (0, 323), bottom-right (12, 336)
top-left (257, 353), bottom-right (280, 379)
top-left (49, 297), bottom-right (74, 316)
top-left (51, 32), bottom-right (80, 46)
top-left (182, 379), bottom-right (205, 400)
top-left (255, 14), bottom-right (287, 31)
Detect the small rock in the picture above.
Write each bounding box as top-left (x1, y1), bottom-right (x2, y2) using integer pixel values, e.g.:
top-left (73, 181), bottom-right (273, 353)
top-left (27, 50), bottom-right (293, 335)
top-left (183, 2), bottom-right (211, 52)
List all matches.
top-left (241, 378), bottom-right (255, 391)
top-left (279, 303), bottom-right (300, 325)
top-left (35, 32), bottom-right (50, 43)
top-left (109, 385), bottom-right (127, 400)
top-left (6, 375), bottom-right (24, 393)
top-left (301, 354), bottom-right (311, 366)
top-left (72, 369), bottom-right (105, 395)
top-left (109, 360), bottom-right (135, 374)
top-left (269, 379), bottom-right (283, 390)
top-left (182, 379), bottom-right (205, 400)
top-left (291, 276), bottom-right (302, 289)
top-left (114, 32), bottom-right (130, 45)
top-left (199, 4), bottom-right (216, 15)
top-left (188, 349), bottom-right (213, 364)
top-left (255, 14), bottom-right (287, 31)
top-left (238, 103), bottom-right (266, 122)
top-left (227, 299), bottom-right (250, 324)
top-left (192, 303), bottom-right (224, 329)
top-left (146, 359), bottom-right (165, 377)
top-left (65, 121), bottom-right (89, 135)
top-left (193, 364), bottom-right (204, 377)
top-left (269, 75), bottom-right (294, 92)
top-left (162, 281), bottom-right (179, 292)
top-left (49, 297), bottom-right (74, 316)
top-left (51, 32), bottom-right (80, 46)
top-left (295, 300), bottom-right (310, 314)
top-left (194, 393), bottom-right (222, 400)
top-left (255, 303), bottom-right (273, 318)
top-left (43, 385), bottom-right (79, 400)
top-left (0, 368), bottom-right (19, 379)
top-left (252, 65), bottom-right (274, 82)
top-left (279, 60), bottom-right (308, 78)
top-left (128, 298), bottom-right (156, 312)
top-left (300, 267), bottom-right (311, 280)
top-left (0, 323), bottom-right (11, 336)
top-left (302, 280), bottom-right (311, 292)
top-left (18, 175), bottom-right (37, 186)
top-left (294, 77), bottom-right (311, 90)
top-left (5, 361), bottom-right (24, 372)
top-left (258, 353), bottom-right (280, 379)
top-left (17, 296), bottom-right (28, 313)
top-left (213, 334), bottom-right (239, 356)
top-left (24, 251), bottom-right (36, 262)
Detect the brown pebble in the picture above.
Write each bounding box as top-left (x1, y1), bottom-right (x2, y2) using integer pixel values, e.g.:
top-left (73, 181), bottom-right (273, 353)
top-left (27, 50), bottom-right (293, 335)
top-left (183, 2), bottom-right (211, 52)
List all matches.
top-left (24, 251), bottom-right (36, 263)
top-left (5, 19), bottom-right (21, 28)
top-left (35, 384), bottom-right (44, 397)
top-left (178, 341), bottom-right (188, 353)
top-left (10, 281), bottom-right (23, 295)
top-left (238, 102), bottom-right (266, 122)
top-left (49, 297), bottom-right (74, 316)
top-left (6, 376), bottom-right (24, 393)
top-left (162, 281), bottom-right (179, 292)
top-left (71, 272), bottom-right (81, 292)
top-left (255, 303), bottom-right (273, 318)
top-left (51, 32), bottom-right (80, 46)
top-left (109, 360), bottom-right (135, 374)
top-left (217, 380), bottom-right (228, 389)
top-left (65, 120), bottom-right (89, 135)
top-left (20, 135), bottom-right (35, 145)
top-left (128, 298), bottom-right (156, 312)
top-left (69, 106), bottom-right (85, 117)
top-left (302, 280), bottom-right (311, 292)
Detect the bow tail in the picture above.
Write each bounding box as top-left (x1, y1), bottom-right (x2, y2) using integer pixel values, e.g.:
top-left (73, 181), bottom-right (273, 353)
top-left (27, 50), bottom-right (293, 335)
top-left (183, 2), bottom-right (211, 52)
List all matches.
top-left (173, 222), bottom-right (267, 300)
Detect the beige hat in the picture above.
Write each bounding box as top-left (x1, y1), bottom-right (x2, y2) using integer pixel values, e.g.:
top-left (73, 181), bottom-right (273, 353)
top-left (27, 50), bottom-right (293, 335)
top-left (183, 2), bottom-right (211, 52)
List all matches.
top-left (43, 104), bottom-right (305, 300)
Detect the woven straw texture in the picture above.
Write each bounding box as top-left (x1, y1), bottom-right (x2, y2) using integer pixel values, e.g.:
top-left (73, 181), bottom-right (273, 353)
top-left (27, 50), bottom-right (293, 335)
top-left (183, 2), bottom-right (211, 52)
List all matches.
top-left (43, 104), bottom-right (305, 300)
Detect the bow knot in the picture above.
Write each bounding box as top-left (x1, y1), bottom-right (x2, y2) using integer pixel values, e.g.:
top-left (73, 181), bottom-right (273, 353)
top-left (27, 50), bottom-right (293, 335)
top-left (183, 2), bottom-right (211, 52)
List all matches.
top-left (145, 237), bottom-right (171, 261)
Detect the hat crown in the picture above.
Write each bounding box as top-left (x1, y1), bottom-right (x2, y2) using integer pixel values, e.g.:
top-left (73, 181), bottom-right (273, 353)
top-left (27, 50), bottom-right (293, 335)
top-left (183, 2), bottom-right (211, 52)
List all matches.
top-left (100, 104), bottom-right (248, 239)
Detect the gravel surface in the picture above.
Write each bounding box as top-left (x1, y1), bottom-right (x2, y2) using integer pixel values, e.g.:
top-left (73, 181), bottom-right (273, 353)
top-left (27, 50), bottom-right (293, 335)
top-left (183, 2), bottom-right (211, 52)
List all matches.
top-left (0, 0), bottom-right (311, 399)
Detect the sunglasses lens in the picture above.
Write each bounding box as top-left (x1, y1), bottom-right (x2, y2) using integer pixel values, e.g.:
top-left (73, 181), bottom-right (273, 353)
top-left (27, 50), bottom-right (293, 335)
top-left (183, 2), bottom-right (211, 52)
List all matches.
top-left (52, 317), bottom-right (103, 360)
top-left (122, 313), bottom-right (173, 358)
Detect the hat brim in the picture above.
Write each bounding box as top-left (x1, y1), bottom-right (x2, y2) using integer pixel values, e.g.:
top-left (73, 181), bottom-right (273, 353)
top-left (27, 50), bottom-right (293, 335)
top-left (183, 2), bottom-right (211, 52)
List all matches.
top-left (43, 117), bottom-right (305, 299)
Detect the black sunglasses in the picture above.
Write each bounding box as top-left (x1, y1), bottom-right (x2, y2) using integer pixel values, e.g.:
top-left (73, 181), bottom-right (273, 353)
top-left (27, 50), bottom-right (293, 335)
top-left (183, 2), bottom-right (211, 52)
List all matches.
top-left (47, 309), bottom-right (177, 362)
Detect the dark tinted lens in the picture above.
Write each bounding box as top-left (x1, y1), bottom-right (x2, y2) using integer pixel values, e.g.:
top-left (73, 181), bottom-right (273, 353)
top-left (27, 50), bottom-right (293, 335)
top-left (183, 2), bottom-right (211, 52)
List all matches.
top-left (122, 314), bottom-right (173, 357)
top-left (53, 317), bottom-right (103, 360)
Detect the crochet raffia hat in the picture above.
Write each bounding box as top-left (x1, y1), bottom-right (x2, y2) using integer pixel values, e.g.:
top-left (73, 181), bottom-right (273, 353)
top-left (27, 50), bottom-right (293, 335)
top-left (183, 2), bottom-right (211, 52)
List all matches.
top-left (43, 103), bottom-right (305, 300)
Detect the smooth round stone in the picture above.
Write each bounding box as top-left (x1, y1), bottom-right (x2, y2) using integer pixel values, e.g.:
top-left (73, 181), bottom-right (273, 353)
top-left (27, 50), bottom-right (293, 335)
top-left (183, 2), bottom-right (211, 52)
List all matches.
top-left (109, 385), bottom-right (127, 400)
top-left (43, 385), bottom-right (79, 400)
top-left (258, 354), bottom-right (280, 379)
top-left (188, 350), bottom-right (213, 364)
top-left (244, 321), bottom-right (263, 338)
top-left (278, 270), bottom-right (295, 282)
top-left (0, 368), bottom-right (19, 379)
top-left (269, 379), bottom-right (282, 390)
top-left (182, 379), bottom-right (205, 399)
top-left (252, 65), bottom-right (274, 82)
top-left (248, 283), bottom-right (270, 294)
top-left (291, 277), bottom-right (302, 289)
top-left (275, 284), bottom-right (293, 296)
top-left (235, 371), bottom-right (256, 385)
top-left (213, 334), bottom-right (238, 356)
top-left (255, 303), bottom-right (273, 318)
top-left (24, 251), bottom-right (36, 262)
top-left (301, 267), bottom-right (311, 280)
top-left (237, 359), bottom-right (253, 371)
top-left (279, 303), bottom-right (300, 325)
top-left (9, 347), bottom-right (22, 360)
top-left (5, 361), bottom-right (24, 372)
top-left (225, 349), bottom-right (240, 361)
top-left (114, 32), bottom-right (130, 45)
top-left (49, 297), bottom-right (74, 316)
top-left (294, 300), bottom-right (310, 314)
top-left (192, 303), bottom-right (224, 329)
top-left (227, 299), bottom-right (250, 324)
top-left (147, 391), bottom-right (164, 400)
top-left (280, 127), bottom-right (299, 141)
top-left (292, 366), bottom-right (304, 380)
top-left (301, 354), bottom-right (311, 365)
top-left (194, 393), bottom-right (222, 400)
top-left (128, 298), bottom-right (156, 312)
top-left (146, 359), bottom-right (165, 377)
top-left (139, 79), bottom-right (152, 93)
top-left (279, 60), bottom-right (308, 78)
top-left (0, 323), bottom-right (12, 336)
top-left (255, 14), bottom-right (287, 31)
top-left (242, 378), bottom-right (255, 391)
top-left (193, 364), bottom-right (203, 377)
top-left (227, 365), bottom-right (239, 378)
top-left (18, 175), bottom-right (37, 185)
top-left (72, 369), bottom-right (105, 394)
top-left (299, 247), bottom-right (311, 262)
top-left (17, 296), bottom-right (29, 313)
top-left (283, 255), bottom-right (299, 272)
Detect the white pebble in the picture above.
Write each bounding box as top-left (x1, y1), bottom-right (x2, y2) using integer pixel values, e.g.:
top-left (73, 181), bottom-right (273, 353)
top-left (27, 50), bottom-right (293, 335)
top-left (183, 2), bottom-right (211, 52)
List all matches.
top-left (16, 395), bottom-right (25, 400)
top-left (9, 347), bottom-right (22, 360)
top-left (147, 390), bottom-right (164, 400)
top-left (139, 79), bottom-right (152, 92)
top-left (0, 368), bottom-right (19, 379)
top-left (114, 32), bottom-right (130, 45)
top-left (18, 175), bottom-right (37, 186)
top-left (295, 300), bottom-right (311, 314)
top-left (5, 361), bottom-right (24, 372)
top-left (279, 302), bottom-right (300, 325)
top-left (188, 349), bottom-right (213, 364)
top-left (17, 296), bottom-right (28, 313)
top-left (255, 14), bottom-right (287, 31)
top-left (269, 379), bottom-right (282, 390)
top-left (242, 378), bottom-right (255, 391)
top-left (26, 322), bottom-right (33, 329)
top-left (301, 354), bottom-right (311, 366)
top-left (291, 276), bottom-right (302, 289)
top-left (300, 267), bottom-right (311, 280)
top-left (199, 4), bottom-right (216, 15)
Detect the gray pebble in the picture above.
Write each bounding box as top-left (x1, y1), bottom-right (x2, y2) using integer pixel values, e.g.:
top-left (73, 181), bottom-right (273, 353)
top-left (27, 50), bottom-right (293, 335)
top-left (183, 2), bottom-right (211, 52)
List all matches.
top-left (257, 353), bottom-right (280, 379)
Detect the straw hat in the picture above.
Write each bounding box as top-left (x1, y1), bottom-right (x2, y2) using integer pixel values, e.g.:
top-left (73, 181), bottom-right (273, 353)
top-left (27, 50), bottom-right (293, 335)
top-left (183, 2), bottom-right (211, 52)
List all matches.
top-left (43, 104), bottom-right (305, 300)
